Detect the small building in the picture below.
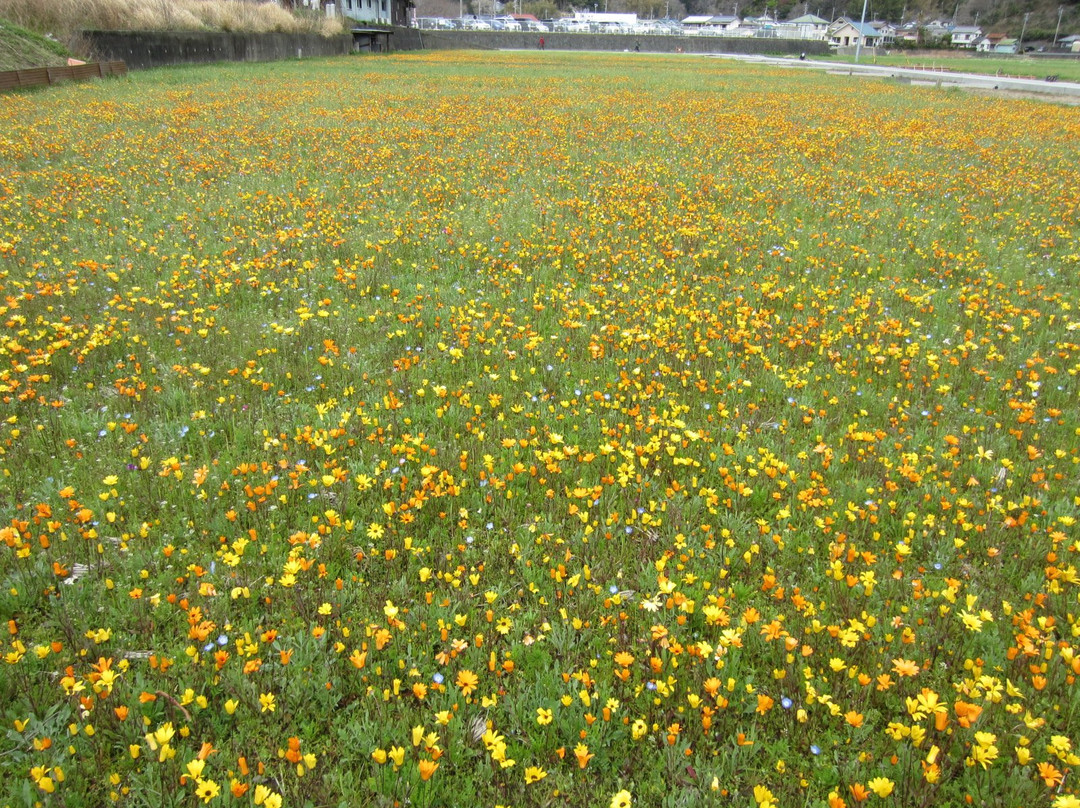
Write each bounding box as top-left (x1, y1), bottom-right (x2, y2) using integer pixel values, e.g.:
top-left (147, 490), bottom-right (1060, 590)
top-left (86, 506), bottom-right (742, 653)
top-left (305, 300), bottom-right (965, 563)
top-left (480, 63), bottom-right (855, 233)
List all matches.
top-left (950, 25), bottom-right (982, 48)
top-left (1059, 33), bottom-right (1080, 51)
top-left (340, 0), bottom-right (409, 26)
top-left (993, 36), bottom-right (1018, 54)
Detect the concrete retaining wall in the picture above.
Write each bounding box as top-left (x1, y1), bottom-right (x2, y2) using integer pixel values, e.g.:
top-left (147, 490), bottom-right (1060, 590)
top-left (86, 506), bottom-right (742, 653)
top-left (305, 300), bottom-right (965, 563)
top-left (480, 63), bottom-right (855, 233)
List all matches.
top-left (410, 30), bottom-right (830, 56)
top-left (80, 30), bottom-right (352, 70)
top-left (78, 27), bottom-right (827, 67)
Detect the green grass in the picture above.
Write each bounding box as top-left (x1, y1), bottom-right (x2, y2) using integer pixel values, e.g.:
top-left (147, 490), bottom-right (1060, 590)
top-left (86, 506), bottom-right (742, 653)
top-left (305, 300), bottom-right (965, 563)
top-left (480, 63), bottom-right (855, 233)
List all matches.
top-left (0, 16), bottom-right (68, 70)
top-left (820, 49), bottom-right (1080, 82)
top-left (0, 51), bottom-right (1079, 807)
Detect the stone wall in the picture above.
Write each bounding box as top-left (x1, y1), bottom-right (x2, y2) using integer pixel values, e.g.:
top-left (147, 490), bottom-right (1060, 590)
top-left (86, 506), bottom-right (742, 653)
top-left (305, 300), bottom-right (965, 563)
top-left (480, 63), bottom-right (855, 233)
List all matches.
top-left (406, 29), bottom-right (829, 56)
top-left (80, 31), bottom-right (352, 70)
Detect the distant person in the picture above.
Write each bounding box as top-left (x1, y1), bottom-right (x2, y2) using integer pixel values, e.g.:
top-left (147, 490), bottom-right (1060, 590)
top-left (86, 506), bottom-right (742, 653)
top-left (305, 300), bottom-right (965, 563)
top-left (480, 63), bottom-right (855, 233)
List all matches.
top-left (800, 52), bottom-right (806, 60)
top-left (539, 36), bottom-right (545, 50)
top-left (634, 41), bottom-right (640, 52)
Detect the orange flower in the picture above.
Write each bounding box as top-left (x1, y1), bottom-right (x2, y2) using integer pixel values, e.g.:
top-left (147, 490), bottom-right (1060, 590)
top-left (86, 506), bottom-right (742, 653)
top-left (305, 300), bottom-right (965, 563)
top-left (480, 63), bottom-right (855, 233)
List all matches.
top-left (954, 700), bottom-right (982, 728)
top-left (573, 743), bottom-right (593, 769)
top-left (844, 711), bottom-right (864, 728)
top-left (756, 694), bottom-right (774, 714)
top-left (1037, 761), bottom-right (1064, 787)
top-left (849, 783), bottom-right (869, 802)
top-left (892, 658), bottom-right (919, 677)
top-left (418, 759), bottom-right (439, 781)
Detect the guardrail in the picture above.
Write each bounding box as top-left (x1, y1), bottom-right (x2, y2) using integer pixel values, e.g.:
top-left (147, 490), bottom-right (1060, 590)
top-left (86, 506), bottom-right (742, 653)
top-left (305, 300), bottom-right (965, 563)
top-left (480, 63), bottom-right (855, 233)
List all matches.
top-left (0, 61), bottom-right (127, 92)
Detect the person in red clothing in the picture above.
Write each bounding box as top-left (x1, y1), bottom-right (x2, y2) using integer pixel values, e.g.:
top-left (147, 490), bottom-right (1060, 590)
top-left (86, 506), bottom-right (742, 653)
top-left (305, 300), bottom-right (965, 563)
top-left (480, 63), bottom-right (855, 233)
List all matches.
top-left (539, 36), bottom-right (545, 50)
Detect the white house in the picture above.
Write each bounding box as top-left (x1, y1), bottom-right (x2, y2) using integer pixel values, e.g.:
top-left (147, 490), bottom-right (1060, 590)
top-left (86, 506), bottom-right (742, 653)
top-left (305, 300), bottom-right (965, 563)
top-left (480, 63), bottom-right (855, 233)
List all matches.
top-left (950, 25), bottom-right (982, 48)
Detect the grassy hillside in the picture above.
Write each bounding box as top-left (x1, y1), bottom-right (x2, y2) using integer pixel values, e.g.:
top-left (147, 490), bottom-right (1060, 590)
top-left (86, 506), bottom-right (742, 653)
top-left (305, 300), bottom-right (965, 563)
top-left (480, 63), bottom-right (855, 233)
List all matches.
top-left (0, 16), bottom-right (69, 70)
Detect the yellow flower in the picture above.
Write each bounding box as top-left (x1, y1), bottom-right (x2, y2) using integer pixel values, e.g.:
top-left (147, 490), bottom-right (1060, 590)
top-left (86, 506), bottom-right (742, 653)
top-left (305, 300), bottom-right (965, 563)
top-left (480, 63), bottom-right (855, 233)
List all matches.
top-left (536, 707), bottom-right (553, 725)
top-left (456, 669), bottom-right (479, 696)
top-left (194, 778), bottom-right (220, 803)
top-left (611, 789), bottom-right (632, 808)
top-left (258, 692), bottom-right (276, 713)
top-left (253, 785), bottom-right (283, 808)
top-left (867, 777), bottom-right (894, 798)
top-left (524, 765), bottom-right (547, 784)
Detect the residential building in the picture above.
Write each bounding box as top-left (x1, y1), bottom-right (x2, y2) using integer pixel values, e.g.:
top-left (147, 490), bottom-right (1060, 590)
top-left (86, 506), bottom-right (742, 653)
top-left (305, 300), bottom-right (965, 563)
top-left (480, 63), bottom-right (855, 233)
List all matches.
top-left (950, 24), bottom-right (982, 48)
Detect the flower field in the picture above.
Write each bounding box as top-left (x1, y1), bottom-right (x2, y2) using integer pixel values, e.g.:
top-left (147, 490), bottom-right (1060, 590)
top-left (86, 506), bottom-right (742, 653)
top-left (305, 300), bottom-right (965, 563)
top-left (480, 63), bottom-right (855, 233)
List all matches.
top-left (1, 51), bottom-right (1080, 807)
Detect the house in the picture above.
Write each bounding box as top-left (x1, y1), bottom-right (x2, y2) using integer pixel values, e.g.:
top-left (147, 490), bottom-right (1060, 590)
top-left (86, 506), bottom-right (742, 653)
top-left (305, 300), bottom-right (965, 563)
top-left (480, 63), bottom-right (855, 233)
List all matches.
top-left (827, 16), bottom-right (852, 36)
top-left (920, 19), bottom-right (951, 43)
top-left (869, 20), bottom-right (896, 45)
top-left (896, 21), bottom-right (920, 43)
top-left (780, 13), bottom-right (829, 40)
top-left (950, 25), bottom-right (981, 48)
top-left (830, 20), bottom-right (884, 48)
top-left (976, 33), bottom-right (1018, 53)
top-left (682, 14), bottom-right (740, 32)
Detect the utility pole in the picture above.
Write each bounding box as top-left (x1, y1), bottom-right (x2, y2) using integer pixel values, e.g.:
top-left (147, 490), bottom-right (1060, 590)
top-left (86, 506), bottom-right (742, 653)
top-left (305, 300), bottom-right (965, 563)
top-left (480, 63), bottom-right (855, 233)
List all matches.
top-left (853, 0), bottom-right (869, 62)
top-left (1018, 10), bottom-right (1029, 53)
top-left (1053, 5), bottom-right (1063, 48)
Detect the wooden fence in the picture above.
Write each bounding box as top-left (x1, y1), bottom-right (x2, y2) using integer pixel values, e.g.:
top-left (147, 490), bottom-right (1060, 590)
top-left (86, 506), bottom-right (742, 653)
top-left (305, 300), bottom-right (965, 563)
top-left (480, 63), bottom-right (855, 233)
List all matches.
top-left (0, 61), bottom-right (127, 92)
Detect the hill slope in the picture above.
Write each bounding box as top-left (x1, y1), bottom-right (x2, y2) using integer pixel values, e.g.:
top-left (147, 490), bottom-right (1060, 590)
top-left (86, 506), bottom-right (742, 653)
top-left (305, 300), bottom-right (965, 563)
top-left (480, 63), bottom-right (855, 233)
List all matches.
top-left (0, 16), bottom-right (69, 70)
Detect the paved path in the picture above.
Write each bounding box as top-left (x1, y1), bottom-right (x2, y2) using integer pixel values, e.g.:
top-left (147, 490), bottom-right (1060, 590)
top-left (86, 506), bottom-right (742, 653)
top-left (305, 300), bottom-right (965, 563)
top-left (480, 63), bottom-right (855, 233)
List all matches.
top-left (709, 53), bottom-right (1080, 101)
